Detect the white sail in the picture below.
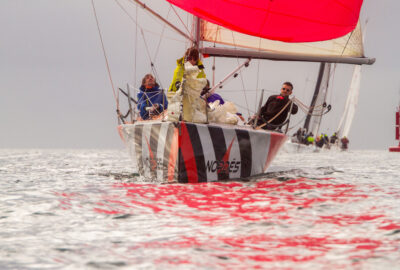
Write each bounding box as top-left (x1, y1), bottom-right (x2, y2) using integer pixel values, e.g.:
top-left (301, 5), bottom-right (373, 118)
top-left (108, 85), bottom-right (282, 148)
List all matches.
top-left (336, 64), bottom-right (361, 138)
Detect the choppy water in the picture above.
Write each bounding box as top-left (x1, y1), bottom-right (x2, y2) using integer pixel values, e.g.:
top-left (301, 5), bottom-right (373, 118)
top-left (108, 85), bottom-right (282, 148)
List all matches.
top-left (1, 149), bottom-right (400, 269)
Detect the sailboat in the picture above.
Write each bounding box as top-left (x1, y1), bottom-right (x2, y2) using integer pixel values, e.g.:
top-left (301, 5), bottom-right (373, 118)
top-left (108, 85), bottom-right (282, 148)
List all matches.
top-left (93, 0), bottom-right (374, 182)
top-left (284, 60), bottom-right (363, 152)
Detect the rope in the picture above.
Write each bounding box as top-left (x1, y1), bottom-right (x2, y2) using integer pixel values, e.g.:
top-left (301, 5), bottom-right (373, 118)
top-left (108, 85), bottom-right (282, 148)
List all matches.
top-left (255, 99), bottom-right (293, 130)
top-left (136, 89), bottom-right (166, 116)
top-left (254, 38), bottom-right (262, 112)
top-left (153, 7), bottom-right (171, 61)
top-left (133, 2), bottom-right (138, 120)
top-left (90, 0), bottom-right (121, 121)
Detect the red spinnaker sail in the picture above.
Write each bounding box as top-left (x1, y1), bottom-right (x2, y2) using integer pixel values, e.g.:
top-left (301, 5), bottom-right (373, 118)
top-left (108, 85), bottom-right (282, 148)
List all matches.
top-left (166, 0), bottom-right (363, 42)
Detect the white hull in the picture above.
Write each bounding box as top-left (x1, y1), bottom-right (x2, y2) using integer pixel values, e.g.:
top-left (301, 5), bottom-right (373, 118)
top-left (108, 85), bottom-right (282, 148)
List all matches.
top-left (119, 121), bottom-right (287, 183)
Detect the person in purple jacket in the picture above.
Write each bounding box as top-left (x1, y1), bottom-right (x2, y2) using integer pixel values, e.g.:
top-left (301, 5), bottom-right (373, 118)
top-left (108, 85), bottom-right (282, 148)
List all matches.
top-left (200, 80), bottom-right (225, 105)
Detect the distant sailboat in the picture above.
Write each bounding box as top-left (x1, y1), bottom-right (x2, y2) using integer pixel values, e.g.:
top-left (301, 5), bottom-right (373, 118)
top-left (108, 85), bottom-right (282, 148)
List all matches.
top-left (285, 20), bottom-right (370, 152)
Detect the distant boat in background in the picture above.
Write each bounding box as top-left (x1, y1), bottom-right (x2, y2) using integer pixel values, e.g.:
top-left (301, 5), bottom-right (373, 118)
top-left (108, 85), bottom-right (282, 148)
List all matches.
top-left (389, 104), bottom-right (400, 152)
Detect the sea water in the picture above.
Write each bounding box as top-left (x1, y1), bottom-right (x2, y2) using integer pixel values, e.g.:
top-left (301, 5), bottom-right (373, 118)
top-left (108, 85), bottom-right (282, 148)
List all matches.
top-left (0, 149), bottom-right (399, 269)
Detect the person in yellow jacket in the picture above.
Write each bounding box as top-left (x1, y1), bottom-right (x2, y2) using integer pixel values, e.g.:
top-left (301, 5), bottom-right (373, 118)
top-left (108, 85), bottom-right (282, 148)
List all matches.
top-left (168, 47), bottom-right (206, 92)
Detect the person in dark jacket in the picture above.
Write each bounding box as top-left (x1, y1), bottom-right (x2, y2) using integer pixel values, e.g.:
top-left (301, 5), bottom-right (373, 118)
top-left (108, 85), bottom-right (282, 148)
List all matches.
top-left (137, 74), bottom-right (168, 120)
top-left (253, 82), bottom-right (298, 130)
top-left (341, 136), bottom-right (349, 150)
top-left (330, 132), bottom-right (338, 144)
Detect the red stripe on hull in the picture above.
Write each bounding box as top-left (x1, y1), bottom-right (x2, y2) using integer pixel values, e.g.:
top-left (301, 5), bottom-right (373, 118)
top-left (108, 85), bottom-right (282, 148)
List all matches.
top-left (117, 125), bottom-right (125, 143)
top-left (168, 128), bottom-right (179, 182)
top-left (179, 123), bottom-right (199, 183)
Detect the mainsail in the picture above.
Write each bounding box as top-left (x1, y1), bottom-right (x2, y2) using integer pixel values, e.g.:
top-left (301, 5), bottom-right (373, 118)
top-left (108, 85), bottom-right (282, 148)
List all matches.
top-left (307, 63), bottom-right (332, 136)
top-left (201, 22), bottom-right (364, 58)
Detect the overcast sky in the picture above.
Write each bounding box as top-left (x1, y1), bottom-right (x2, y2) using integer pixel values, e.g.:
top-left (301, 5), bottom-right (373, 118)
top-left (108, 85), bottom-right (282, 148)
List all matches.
top-left (1, 0), bottom-right (399, 150)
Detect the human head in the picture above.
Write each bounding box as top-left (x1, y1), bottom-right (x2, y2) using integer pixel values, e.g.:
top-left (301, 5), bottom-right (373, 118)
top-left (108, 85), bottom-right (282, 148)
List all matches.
top-left (141, 74), bottom-right (156, 89)
top-left (185, 47), bottom-right (199, 65)
top-left (280, 81), bottom-right (293, 97)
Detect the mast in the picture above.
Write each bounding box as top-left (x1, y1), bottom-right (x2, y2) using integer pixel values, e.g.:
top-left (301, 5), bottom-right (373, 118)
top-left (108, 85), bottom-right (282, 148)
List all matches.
top-left (194, 16), bottom-right (201, 48)
top-left (303, 63), bottom-right (326, 132)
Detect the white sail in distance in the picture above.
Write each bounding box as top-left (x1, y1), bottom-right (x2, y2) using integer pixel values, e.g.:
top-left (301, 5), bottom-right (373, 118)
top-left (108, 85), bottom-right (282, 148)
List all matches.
top-left (336, 65), bottom-right (361, 138)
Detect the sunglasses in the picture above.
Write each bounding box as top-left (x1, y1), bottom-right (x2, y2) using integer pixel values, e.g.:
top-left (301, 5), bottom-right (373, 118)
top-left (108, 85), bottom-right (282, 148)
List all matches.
top-left (281, 87), bottom-right (292, 91)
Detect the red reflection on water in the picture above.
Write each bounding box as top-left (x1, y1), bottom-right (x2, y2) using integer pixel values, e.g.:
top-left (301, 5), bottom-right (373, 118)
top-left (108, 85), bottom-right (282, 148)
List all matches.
top-left (55, 177), bottom-right (400, 267)
top-left (132, 233), bottom-right (391, 264)
top-left (98, 178), bottom-right (372, 225)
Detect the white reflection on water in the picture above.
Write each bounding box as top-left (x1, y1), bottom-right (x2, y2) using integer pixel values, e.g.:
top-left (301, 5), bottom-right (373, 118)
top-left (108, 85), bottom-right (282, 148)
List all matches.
top-left (0, 149), bottom-right (400, 269)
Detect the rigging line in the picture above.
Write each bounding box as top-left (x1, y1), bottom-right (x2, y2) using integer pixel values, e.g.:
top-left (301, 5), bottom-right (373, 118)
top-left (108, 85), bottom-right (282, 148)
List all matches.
top-left (236, 60), bottom-right (251, 117)
top-left (169, 4), bottom-right (193, 41)
top-left (116, 0), bottom-right (186, 43)
top-left (114, 0), bottom-right (165, 89)
top-left (231, 30), bottom-right (250, 117)
top-left (328, 63), bottom-right (337, 104)
top-left (234, 102), bottom-right (256, 115)
top-left (216, 89), bottom-right (275, 93)
top-left (296, 104), bottom-right (326, 114)
top-left (340, 28), bottom-right (354, 56)
top-left (211, 27), bottom-right (221, 86)
top-left (137, 90), bottom-right (165, 104)
top-left (90, 0), bottom-right (120, 113)
top-left (115, 0), bottom-right (158, 70)
top-left (255, 100), bottom-right (293, 130)
top-left (133, 2), bottom-right (138, 119)
top-left (141, 92), bottom-right (162, 115)
top-left (140, 28), bottom-right (164, 90)
top-left (293, 96), bottom-right (325, 109)
top-left (127, 0), bottom-right (193, 42)
top-left (254, 38), bottom-right (262, 112)
top-left (285, 115), bottom-right (308, 133)
top-left (153, 6), bottom-right (172, 62)
top-left (295, 105), bottom-right (329, 117)
top-left (134, 2), bottom-right (138, 88)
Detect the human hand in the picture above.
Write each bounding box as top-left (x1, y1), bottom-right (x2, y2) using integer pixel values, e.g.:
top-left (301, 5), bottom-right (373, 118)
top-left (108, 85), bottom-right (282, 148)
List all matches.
top-left (150, 104), bottom-right (159, 113)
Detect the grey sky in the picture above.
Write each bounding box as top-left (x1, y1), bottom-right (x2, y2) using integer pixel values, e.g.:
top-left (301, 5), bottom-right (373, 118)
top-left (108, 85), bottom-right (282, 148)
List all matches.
top-left (0, 0), bottom-right (398, 150)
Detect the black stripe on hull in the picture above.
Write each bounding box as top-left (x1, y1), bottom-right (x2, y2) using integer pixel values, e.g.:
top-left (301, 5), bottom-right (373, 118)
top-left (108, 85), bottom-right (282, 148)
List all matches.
top-left (208, 125), bottom-right (228, 180)
top-left (178, 147), bottom-right (188, 183)
top-left (185, 123), bottom-right (207, 182)
top-left (235, 129), bottom-right (252, 178)
top-left (134, 124), bottom-right (144, 176)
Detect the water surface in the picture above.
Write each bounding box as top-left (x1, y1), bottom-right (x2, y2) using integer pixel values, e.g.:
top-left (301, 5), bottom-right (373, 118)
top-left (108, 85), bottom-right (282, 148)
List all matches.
top-left (1, 149), bottom-right (399, 269)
